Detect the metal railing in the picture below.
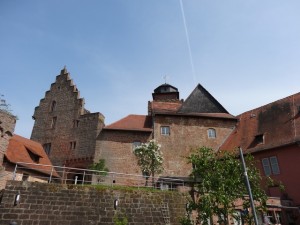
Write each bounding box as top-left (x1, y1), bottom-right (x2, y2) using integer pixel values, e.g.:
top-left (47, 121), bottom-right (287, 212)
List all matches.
top-left (11, 162), bottom-right (185, 191)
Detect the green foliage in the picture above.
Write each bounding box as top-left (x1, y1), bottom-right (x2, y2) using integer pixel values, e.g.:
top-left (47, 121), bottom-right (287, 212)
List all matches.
top-left (113, 212), bottom-right (128, 225)
top-left (179, 216), bottom-right (193, 225)
top-left (133, 139), bottom-right (163, 184)
top-left (89, 159), bottom-right (109, 181)
top-left (188, 147), bottom-right (268, 225)
top-left (266, 176), bottom-right (285, 192)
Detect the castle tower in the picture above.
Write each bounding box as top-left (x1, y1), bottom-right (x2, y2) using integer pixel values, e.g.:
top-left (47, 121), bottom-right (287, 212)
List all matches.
top-left (31, 68), bottom-right (105, 168)
top-left (0, 110), bottom-right (16, 166)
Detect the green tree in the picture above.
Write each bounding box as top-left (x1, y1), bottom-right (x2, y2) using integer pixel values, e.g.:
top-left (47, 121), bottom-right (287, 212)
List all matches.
top-left (187, 147), bottom-right (268, 225)
top-left (133, 139), bottom-right (163, 186)
top-left (89, 159), bottom-right (109, 183)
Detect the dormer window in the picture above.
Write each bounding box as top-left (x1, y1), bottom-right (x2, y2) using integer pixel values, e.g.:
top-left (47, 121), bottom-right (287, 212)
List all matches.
top-left (255, 134), bottom-right (264, 144)
top-left (207, 128), bottom-right (216, 138)
top-left (50, 101), bottom-right (57, 112)
top-left (26, 148), bottom-right (40, 164)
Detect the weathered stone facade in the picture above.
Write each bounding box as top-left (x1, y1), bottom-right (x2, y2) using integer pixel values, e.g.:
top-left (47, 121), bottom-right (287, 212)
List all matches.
top-left (96, 130), bottom-right (152, 175)
top-left (0, 110), bottom-right (16, 166)
top-left (153, 114), bottom-right (236, 176)
top-left (30, 68), bottom-right (105, 168)
top-left (0, 180), bottom-right (187, 225)
top-left (30, 69), bottom-right (237, 179)
top-left (97, 83), bottom-right (237, 177)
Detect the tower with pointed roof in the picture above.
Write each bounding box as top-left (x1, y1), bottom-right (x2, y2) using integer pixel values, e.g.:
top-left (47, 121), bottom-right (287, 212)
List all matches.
top-left (31, 68), bottom-right (105, 169)
top-left (97, 82), bottom-right (237, 177)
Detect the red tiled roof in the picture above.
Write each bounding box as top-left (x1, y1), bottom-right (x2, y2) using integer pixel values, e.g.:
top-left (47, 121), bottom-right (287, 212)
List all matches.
top-left (220, 92), bottom-right (300, 153)
top-left (151, 101), bottom-right (182, 113)
top-left (104, 115), bottom-right (152, 132)
top-left (6, 135), bottom-right (59, 177)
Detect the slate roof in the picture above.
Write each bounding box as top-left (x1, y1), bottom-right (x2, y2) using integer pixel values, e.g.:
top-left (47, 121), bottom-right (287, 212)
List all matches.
top-left (104, 115), bottom-right (152, 132)
top-left (5, 135), bottom-right (59, 177)
top-left (220, 92), bottom-right (300, 153)
top-left (179, 84), bottom-right (229, 114)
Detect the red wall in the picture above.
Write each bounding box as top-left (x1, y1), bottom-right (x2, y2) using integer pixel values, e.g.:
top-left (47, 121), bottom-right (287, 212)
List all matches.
top-left (254, 144), bottom-right (300, 206)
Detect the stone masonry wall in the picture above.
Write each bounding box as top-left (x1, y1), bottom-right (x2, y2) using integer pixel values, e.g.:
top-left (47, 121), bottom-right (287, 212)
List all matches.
top-left (154, 115), bottom-right (236, 176)
top-left (96, 130), bottom-right (152, 175)
top-left (0, 181), bottom-right (188, 225)
top-left (0, 110), bottom-right (16, 166)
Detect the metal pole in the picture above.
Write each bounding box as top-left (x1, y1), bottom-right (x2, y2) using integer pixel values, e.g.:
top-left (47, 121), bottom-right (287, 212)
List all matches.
top-left (49, 167), bottom-right (54, 183)
top-left (239, 147), bottom-right (259, 225)
top-left (82, 171), bottom-right (85, 186)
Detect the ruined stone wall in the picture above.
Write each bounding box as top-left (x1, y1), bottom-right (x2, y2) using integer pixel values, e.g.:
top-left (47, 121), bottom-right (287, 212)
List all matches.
top-left (154, 114), bottom-right (236, 176)
top-left (30, 69), bottom-right (104, 167)
top-left (0, 110), bottom-right (16, 166)
top-left (0, 181), bottom-right (187, 225)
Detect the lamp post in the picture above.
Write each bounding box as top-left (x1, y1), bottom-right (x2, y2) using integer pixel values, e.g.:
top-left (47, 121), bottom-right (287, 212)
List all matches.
top-left (239, 147), bottom-right (259, 225)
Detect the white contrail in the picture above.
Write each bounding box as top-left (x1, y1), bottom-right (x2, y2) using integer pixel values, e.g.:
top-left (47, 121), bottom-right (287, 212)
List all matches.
top-left (179, 0), bottom-right (197, 85)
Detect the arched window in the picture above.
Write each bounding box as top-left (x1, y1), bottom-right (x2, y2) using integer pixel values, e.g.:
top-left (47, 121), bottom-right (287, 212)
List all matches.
top-left (50, 100), bottom-right (56, 112)
top-left (207, 128), bottom-right (216, 138)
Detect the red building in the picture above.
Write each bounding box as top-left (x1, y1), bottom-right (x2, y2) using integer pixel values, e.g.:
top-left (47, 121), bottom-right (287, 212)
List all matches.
top-left (221, 92), bottom-right (300, 224)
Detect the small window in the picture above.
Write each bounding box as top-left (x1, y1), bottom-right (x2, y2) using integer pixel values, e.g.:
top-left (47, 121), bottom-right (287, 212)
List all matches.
top-left (70, 141), bottom-right (76, 150)
top-left (51, 117), bottom-right (57, 129)
top-left (132, 141), bottom-right (141, 149)
top-left (50, 101), bottom-right (56, 112)
top-left (73, 120), bottom-right (79, 128)
top-left (207, 128), bottom-right (216, 138)
top-left (43, 143), bottom-right (51, 155)
top-left (262, 156), bottom-right (280, 176)
top-left (270, 156), bottom-right (280, 175)
top-left (262, 158), bottom-right (271, 176)
top-left (161, 126), bottom-right (170, 135)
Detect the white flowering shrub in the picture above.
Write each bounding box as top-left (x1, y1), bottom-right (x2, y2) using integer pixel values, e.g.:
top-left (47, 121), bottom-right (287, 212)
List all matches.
top-left (133, 139), bottom-right (163, 185)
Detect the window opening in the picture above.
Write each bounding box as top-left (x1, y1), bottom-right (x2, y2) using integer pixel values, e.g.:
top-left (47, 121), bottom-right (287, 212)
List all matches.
top-left (70, 141), bottom-right (76, 150)
top-left (161, 126), bottom-right (170, 135)
top-left (262, 156), bottom-right (280, 176)
top-left (73, 120), bottom-right (79, 128)
top-left (43, 143), bottom-right (51, 155)
top-left (207, 128), bottom-right (216, 138)
top-left (50, 101), bottom-right (56, 112)
top-left (26, 148), bottom-right (40, 163)
top-left (132, 141), bottom-right (141, 149)
top-left (51, 117), bottom-right (57, 129)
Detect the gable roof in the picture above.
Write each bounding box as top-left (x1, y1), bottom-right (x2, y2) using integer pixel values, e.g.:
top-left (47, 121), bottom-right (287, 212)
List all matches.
top-left (104, 115), bottom-right (152, 132)
top-left (220, 92), bottom-right (300, 153)
top-left (5, 135), bottom-right (59, 176)
top-left (179, 84), bottom-right (229, 114)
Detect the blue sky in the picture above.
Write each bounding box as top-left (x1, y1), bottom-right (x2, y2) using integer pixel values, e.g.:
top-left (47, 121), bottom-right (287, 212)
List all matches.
top-left (1, 0), bottom-right (300, 138)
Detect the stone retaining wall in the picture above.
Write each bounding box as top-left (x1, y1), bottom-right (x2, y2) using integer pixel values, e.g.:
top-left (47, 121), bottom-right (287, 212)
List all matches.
top-left (0, 181), bottom-right (188, 225)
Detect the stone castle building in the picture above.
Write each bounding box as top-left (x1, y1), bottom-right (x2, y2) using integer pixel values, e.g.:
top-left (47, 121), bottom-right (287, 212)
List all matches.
top-left (31, 68), bottom-right (237, 178)
top-left (30, 68), bottom-right (105, 169)
top-left (97, 83), bottom-right (237, 177)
